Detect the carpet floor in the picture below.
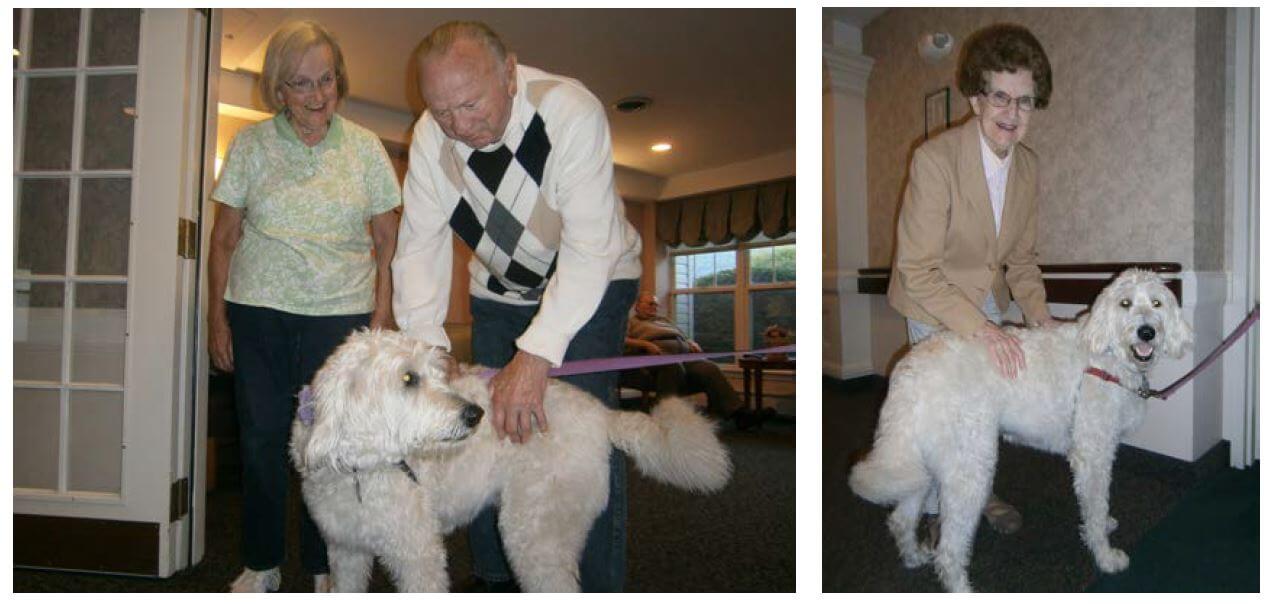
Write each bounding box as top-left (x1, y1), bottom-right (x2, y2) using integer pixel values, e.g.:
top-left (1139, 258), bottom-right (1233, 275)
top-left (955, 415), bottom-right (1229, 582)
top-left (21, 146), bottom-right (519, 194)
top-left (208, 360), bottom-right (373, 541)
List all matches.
top-left (15, 416), bottom-right (795, 592)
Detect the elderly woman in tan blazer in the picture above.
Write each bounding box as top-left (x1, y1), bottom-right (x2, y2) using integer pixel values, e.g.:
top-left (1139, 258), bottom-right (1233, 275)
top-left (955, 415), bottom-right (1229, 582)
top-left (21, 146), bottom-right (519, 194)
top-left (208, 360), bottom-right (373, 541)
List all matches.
top-left (887, 23), bottom-right (1057, 537)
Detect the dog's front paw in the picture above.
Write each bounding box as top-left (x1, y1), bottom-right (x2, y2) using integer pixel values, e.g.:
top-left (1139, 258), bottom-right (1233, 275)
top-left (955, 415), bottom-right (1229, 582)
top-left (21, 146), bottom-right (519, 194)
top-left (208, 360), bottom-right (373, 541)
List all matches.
top-left (1095, 547), bottom-right (1129, 573)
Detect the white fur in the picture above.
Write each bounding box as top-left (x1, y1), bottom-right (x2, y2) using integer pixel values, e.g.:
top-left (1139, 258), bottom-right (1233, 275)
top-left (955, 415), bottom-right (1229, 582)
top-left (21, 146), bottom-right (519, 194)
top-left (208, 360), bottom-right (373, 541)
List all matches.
top-left (289, 329), bottom-right (731, 592)
top-left (849, 269), bottom-right (1193, 592)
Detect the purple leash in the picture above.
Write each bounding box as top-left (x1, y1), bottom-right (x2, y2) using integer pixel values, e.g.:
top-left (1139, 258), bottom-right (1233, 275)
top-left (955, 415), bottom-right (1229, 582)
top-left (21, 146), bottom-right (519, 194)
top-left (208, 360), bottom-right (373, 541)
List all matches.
top-left (475, 345), bottom-right (797, 380)
top-left (1149, 304), bottom-right (1259, 400)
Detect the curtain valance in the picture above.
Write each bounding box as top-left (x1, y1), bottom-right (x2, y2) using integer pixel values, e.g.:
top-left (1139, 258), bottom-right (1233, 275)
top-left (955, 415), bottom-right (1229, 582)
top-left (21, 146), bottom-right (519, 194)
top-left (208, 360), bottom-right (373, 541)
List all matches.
top-left (656, 177), bottom-right (795, 247)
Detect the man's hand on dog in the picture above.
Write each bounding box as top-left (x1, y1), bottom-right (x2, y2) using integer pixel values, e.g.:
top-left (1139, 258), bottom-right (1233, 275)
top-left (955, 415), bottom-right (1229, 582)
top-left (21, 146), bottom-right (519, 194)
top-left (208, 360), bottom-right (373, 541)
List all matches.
top-left (489, 350), bottom-right (552, 444)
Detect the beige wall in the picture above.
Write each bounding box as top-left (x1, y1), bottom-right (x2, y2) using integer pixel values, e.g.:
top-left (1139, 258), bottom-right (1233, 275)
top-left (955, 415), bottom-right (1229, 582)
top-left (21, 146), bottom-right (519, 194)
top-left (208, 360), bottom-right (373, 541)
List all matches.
top-left (863, 7), bottom-right (1226, 270)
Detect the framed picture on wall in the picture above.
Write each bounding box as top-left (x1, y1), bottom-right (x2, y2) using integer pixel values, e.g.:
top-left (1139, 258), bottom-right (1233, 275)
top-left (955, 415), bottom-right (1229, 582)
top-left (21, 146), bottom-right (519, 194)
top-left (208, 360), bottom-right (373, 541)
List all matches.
top-left (924, 87), bottom-right (950, 139)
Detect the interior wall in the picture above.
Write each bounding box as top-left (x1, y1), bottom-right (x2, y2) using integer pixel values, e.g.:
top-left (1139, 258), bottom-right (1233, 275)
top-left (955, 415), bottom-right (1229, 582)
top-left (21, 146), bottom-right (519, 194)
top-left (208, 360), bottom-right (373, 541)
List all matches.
top-left (862, 7), bottom-right (1222, 270)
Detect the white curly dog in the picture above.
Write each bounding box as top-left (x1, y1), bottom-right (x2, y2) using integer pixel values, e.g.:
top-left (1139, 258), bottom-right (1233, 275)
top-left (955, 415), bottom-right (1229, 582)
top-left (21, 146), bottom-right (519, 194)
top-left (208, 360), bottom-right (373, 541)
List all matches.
top-left (849, 269), bottom-right (1193, 592)
top-left (289, 329), bottom-right (731, 592)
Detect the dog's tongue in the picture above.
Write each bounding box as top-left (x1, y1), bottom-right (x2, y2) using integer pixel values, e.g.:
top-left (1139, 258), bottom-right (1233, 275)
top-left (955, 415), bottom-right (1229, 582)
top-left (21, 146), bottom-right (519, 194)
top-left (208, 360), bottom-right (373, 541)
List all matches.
top-left (1134, 342), bottom-right (1155, 357)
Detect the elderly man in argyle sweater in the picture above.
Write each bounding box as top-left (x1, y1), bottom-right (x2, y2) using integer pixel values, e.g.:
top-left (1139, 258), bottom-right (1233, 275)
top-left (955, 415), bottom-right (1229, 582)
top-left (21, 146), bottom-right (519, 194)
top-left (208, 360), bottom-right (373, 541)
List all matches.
top-left (392, 21), bottom-right (641, 592)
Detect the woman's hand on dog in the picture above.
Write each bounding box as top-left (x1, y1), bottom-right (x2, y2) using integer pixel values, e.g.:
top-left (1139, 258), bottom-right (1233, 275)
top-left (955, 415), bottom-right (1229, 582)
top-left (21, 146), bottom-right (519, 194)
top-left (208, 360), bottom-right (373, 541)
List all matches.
top-left (974, 321), bottom-right (1025, 380)
top-left (489, 350), bottom-right (552, 444)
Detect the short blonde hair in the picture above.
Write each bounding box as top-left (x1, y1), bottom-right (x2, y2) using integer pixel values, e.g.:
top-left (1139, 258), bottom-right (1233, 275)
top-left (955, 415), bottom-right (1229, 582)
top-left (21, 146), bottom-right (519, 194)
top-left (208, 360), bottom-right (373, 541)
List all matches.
top-left (413, 21), bottom-right (508, 68)
top-left (259, 20), bottom-right (349, 113)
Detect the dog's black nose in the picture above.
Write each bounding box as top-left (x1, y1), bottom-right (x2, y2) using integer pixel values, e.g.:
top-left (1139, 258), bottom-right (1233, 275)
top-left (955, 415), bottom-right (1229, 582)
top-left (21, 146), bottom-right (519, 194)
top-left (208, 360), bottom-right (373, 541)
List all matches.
top-left (1137, 325), bottom-right (1156, 342)
top-left (460, 404), bottom-right (484, 428)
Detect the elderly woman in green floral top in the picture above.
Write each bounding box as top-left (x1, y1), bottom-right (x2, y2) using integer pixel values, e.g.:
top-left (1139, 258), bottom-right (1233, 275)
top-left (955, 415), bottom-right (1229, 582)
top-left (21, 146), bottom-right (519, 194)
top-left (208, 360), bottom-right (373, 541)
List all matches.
top-left (208, 20), bottom-right (400, 593)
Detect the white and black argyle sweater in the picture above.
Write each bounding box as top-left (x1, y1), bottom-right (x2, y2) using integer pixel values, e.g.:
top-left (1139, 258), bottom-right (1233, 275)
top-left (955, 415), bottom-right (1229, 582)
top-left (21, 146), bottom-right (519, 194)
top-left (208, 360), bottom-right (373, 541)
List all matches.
top-left (394, 65), bottom-right (641, 366)
top-left (450, 108), bottom-right (560, 301)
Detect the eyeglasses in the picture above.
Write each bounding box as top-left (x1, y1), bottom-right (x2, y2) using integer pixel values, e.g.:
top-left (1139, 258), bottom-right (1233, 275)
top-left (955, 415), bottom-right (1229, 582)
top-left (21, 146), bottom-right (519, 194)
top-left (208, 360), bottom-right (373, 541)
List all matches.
top-left (983, 89), bottom-right (1038, 112)
top-left (283, 72), bottom-right (337, 95)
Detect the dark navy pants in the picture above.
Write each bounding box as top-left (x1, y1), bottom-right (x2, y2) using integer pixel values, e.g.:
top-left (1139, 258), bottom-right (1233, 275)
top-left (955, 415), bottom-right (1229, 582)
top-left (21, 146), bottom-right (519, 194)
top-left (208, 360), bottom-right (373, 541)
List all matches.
top-left (226, 302), bottom-right (370, 574)
top-left (467, 278), bottom-right (638, 592)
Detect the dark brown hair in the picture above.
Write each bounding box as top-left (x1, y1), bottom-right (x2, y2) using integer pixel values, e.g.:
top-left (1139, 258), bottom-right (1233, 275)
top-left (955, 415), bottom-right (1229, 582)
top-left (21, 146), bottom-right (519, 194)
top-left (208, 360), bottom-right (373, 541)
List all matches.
top-left (956, 23), bottom-right (1052, 109)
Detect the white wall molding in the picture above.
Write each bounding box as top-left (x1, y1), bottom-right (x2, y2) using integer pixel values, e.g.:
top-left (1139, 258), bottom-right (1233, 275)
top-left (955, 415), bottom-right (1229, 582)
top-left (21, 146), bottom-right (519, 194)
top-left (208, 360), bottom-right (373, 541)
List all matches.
top-left (822, 44), bottom-right (874, 97)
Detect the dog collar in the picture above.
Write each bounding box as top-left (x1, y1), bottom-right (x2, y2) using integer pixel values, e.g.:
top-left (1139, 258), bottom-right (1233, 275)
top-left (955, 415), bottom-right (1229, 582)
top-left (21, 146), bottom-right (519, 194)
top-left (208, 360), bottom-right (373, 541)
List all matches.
top-left (350, 460), bottom-right (420, 504)
top-left (1084, 367), bottom-right (1154, 399)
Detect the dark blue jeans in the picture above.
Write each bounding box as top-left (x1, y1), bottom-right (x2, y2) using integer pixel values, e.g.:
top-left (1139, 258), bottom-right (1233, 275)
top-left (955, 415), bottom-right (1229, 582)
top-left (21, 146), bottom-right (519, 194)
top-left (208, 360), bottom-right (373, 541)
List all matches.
top-left (226, 302), bottom-right (371, 574)
top-left (468, 278), bottom-right (637, 592)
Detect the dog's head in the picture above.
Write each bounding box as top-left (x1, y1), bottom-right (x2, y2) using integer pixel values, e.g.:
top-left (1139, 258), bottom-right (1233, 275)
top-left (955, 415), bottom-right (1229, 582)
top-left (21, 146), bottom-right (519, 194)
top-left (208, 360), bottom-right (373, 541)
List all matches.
top-left (1079, 268), bottom-right (1193, 370)
top-left (289, 329), bottom-right (485, 473)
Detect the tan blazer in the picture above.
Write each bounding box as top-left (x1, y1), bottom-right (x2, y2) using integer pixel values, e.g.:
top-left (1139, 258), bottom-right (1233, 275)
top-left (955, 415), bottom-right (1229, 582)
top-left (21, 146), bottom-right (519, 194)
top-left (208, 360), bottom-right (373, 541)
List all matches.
top-left (887, 121), bottom-right (1049, 336)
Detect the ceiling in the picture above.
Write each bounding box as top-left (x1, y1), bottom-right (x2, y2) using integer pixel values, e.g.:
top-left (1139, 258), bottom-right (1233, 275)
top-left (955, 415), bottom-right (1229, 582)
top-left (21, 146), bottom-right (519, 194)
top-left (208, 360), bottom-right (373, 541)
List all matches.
top-left (220, 8), bottom-right (795, 178)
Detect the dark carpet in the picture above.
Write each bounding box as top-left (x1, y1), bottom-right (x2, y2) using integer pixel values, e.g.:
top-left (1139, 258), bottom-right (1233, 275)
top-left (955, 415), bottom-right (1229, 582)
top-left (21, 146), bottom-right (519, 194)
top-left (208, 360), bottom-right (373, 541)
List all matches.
top-left (14, 415), bottom-right (795, 592)
top-left (822, 375), bottom-right (1257, 593)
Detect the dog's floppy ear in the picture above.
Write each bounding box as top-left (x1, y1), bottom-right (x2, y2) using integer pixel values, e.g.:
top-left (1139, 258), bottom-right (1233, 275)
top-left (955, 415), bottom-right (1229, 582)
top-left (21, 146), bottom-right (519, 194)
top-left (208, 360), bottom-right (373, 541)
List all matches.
top-left (1160, 297), bottom-right (1194, 359)
top-left (298, 364), bottom-right (356, 471)
top-left (1079, 302), bottom-right (1118, 358)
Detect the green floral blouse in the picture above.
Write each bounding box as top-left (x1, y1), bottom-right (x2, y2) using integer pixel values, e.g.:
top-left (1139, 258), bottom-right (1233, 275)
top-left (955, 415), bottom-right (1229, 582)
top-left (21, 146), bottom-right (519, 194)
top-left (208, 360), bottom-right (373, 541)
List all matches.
top-left (212, 113), bottom-right (401, 316)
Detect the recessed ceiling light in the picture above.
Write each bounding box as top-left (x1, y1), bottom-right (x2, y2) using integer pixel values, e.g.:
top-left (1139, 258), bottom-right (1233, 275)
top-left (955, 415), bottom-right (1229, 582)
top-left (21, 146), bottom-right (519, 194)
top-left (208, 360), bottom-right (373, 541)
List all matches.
top-left (613, 95), bottom-right (652, 114)
top-left (650, 142), bottom-right (672, 153)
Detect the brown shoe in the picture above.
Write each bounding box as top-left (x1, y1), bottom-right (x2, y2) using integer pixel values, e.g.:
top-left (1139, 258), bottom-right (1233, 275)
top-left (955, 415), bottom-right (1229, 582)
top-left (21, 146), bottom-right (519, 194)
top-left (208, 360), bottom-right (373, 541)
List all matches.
top-left (983, 494), bottom-right (1023, 534)
top-left (923, 514), bottom-right (941, 550)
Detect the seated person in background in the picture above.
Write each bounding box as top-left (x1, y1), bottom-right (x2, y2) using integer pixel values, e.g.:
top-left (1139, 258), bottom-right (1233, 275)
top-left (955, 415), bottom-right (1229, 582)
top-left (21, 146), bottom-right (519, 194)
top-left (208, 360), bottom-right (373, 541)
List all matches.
top-left (625, 292), bottom-right (770, 430)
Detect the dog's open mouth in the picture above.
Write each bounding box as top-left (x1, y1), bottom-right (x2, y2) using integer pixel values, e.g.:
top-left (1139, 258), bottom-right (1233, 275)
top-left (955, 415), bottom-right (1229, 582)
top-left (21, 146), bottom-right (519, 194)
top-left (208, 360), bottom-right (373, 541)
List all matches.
top-left (1130, 342), bottom-right (1155, 363)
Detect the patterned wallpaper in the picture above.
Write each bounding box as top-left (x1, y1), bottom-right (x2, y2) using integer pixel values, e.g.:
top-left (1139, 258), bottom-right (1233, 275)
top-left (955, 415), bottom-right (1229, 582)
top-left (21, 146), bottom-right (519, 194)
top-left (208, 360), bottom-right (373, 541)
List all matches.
top-left (862, 7), bottom-right (1226, 270)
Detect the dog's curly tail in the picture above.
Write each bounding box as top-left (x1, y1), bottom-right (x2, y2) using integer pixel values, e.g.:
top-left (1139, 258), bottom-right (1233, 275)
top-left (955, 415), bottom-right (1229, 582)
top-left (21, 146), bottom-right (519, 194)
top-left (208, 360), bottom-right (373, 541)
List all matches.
top-left (607, 397), bottom-right (732, 493)
top-left (848, 443), bottom-right (930, 506)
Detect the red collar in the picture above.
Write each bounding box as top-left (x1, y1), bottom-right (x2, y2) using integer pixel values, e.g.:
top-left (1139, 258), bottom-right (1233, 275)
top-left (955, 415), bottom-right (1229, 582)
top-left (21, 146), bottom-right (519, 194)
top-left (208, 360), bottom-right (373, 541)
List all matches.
top-left (1084, 367), bottom-right (1157, 399)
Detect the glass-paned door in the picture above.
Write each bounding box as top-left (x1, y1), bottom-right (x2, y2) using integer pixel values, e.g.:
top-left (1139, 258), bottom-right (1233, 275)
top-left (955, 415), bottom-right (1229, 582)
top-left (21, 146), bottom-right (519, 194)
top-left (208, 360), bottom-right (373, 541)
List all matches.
top-left (13, 8), bottom-right (213, 577)
top-left (14, 7), bottom-right (137, 498)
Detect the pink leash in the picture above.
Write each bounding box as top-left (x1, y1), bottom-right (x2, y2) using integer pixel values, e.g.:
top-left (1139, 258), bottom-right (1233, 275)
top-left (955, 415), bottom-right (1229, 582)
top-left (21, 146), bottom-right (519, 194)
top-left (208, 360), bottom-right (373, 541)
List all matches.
top-left (1148, 304), bottom-right (1259, 400)
top-left (475, 345), bottom-right (797, 380)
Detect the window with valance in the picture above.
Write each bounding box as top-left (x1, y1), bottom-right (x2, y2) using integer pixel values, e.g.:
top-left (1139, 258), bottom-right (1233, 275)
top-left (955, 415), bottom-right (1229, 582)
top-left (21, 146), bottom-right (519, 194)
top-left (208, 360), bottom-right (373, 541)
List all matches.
top-left (656, 177), bottom-right (795, 247)
top-left (656, 177), bottom-right (796, 355)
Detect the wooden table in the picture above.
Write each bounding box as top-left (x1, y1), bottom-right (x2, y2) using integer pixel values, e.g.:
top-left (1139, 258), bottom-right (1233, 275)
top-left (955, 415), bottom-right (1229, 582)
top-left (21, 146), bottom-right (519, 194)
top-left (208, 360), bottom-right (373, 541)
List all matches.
top-left (737, 355), bottom-right (795, 412)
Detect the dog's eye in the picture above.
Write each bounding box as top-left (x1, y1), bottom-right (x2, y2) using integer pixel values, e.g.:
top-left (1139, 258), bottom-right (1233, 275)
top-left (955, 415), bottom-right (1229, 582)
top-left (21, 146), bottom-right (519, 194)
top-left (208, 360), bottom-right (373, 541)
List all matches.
top-left (402, 371), bottom-right (420, 387)
top-left (1152, 299), bottom-right (1162, 308)
top-left (1120, 299), bottom-right (1131, 309)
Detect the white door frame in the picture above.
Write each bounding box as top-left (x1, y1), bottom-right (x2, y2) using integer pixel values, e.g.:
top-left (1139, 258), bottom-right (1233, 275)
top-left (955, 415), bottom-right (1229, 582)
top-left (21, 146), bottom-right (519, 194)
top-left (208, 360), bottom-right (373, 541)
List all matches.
top-left (1222, 7), bottom-right (1259, 469)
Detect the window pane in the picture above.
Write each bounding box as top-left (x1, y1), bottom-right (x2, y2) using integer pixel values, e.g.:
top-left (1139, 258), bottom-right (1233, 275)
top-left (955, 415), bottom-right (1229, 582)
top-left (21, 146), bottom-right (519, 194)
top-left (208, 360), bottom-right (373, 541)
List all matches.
top-left (14, 282), bottom-right (65, 382)
top-left (16, 178), bottom-right (70, 275)
top-left (82, 74), bottom-right (136, 170)
top-left (693, 252), bottom-right (715, 286)
top-left (673, 292), bottom-right (735, 353)
top-left (674, 254), bottom-right (692, 289)
top-left (72, 283), bottom-right (127, 384)
top-left (714, 250), bottom-right (736, 286)
top-left (77, 178), bottom-right (131, 276)
top-left (750, 288), bottom-right (796, 351)
top-left (88, 8), bottom-right (140, 67)
top-left (30, 8), bottom-right (80, 69)
top-left (750, 246), bottom-right (775, 284)
top-left (22, 76), bottom-right (76, 170)
top-left (68, 390), bottom-right (123, 493)
top-left (774, 244), bottom-right (796, 282)
top-left (14, 388), bottom-right (61, 490)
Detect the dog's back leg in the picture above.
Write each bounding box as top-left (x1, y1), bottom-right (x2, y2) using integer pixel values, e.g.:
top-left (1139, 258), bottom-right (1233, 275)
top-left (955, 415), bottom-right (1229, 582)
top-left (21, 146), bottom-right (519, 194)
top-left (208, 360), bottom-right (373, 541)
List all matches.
top-left (328, 545), bottom-right (374, 592)
top-left (499, 472), bottom-right (606, 592)
top-left (931, 429), bottom-right (998, 593)
top-left (888, 487), bottom-right (933, 569)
